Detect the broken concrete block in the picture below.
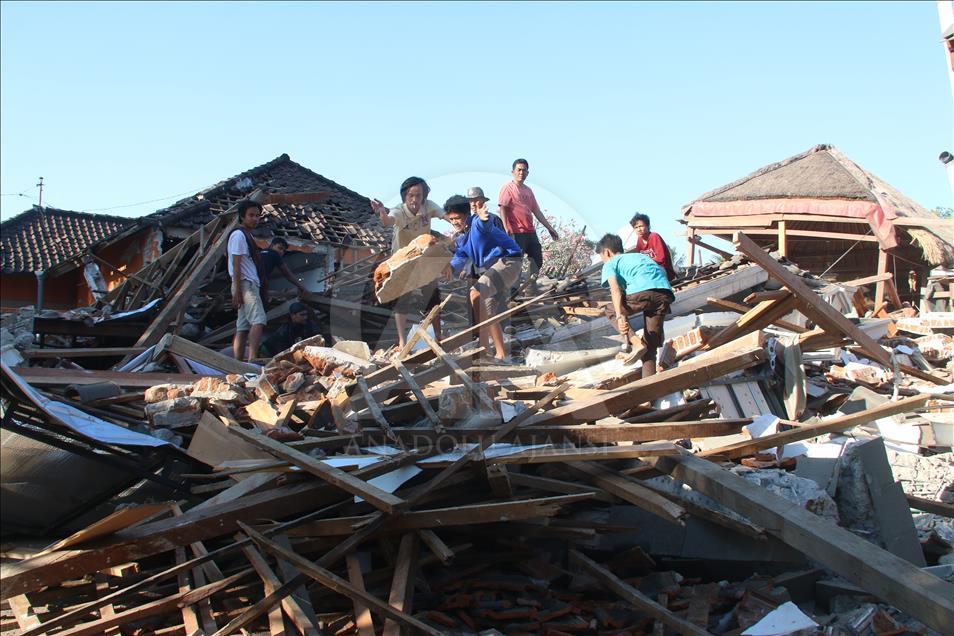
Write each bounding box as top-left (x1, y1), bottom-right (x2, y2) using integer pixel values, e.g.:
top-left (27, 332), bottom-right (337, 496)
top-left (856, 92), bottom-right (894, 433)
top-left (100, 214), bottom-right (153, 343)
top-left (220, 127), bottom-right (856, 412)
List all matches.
top-left (731, 467), bottom-right (839, 522)
top-left (439, 383), bottom-right (497, 424)
top-left (144, 384), bottom-right (193, 403)
top-left (300, 346), bottom-right (375, 377)
top-left (282, 372), bottom-right (306, 393)
top-left (373, 234), bottom-right (454, 304)
top-left (145, 397), bottom-right (200, 418)
top-left (151, 409), bottom-right (202, 429)
top-left (332, 340), bottom-right (371, 362)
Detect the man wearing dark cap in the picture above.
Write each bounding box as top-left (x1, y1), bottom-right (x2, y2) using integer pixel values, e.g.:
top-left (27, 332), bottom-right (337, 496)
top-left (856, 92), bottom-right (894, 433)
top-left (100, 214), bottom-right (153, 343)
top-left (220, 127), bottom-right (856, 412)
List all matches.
top-left (467, 186), bottom-right (506, 231)
top-left (262, 302), bottom-right (322, 357)
top-left (370, 177), bottom-right (444, 349)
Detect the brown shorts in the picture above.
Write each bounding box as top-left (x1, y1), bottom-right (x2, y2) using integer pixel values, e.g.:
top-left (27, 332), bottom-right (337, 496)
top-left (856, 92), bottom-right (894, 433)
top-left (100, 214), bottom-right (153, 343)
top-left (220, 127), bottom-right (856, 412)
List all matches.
top-left (603, 289), bottom-right (673, 360)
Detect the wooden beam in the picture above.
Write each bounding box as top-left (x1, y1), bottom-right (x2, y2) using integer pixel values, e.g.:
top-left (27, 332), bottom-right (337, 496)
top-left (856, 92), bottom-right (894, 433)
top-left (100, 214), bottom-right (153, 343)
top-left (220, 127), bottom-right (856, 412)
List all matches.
top-left (688, 234), bottom-right (732, 259)
top-left (529, 342), bottom-right (766, 426)
top-left (416, 530), bottom-right (455, 565)
top-left (777, 219), bottom-right (787, 257)
top-left (355, 376), bottom-right (400, 443)
top-left (346, 553), bottom-right (376, 636)
top-left (704, 296), bottom-right (797, 350)
top-left (397, 295), bottom-right (450, 360)
top-left (239, 523), bottom-right (444, 635)
top-left (843, 272), bottom-right (893, 287)
top-left (569, 550), bottom-right (710, 636)
top-left (22, 347), bottom-right (148, 359)
top-left (228, 425), bottom-right (406, 514)
top-left (56, 569), bottom-right (250, 636)
top-left (905, 494), bottom-right (954, 519)
top-left (393, 359), bottom-right (441, 430)
top-left (562, 461), bottom-right (687, 525)
top-left (155, 333), bottom-right (259, 375)
top-left (700, 394), bottom-right (931, 460)
top-left (382, 533), bottom-right (419, 636)
top-left (242, 543), bottom-right (320, 636)
top-left (651, 454), bottom-right (954, 635)
top-left (705, 297), bottom-right (806, 333)
top-left (875, 248), bottom-right (888, 311)
top-left (134, 215), bottom-right (239, 349)
top-left (287, 495), bottom-right (595, 537)
top-left (10, 367), bottom-right (205, 389)
top-left (416, 328), bottom-right (497, 413)
top-left (733, 232), bottom-right (946, 385)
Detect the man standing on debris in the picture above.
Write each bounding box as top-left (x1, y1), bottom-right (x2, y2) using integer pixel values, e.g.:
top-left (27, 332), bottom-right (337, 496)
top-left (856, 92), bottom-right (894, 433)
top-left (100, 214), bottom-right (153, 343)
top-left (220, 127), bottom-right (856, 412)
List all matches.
top-left (498, 159), bottom-right (560, 283)
top-left (260, 237), bottom-right (307, 299)
top-left (445, 195), bottom-right (523, 362)
top-left (228, 200), bottom-right (268, 362)
top-left (629, 213), bottom-right (677, 282)
top-left (371, 176), bottom-right (444, 350)
top-left (596, 233), bottom-right (674, 376)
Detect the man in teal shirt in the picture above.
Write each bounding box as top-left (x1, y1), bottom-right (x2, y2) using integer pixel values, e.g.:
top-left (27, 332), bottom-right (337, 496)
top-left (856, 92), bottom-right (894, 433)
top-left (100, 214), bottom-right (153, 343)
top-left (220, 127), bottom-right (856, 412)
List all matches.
top-left (596, 233), bottom-right (674, 376)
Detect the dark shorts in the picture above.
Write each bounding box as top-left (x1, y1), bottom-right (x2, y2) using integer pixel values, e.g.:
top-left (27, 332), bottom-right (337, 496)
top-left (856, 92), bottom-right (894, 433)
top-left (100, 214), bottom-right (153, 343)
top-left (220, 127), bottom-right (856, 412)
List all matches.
top-left (603, 289), bottom-right (674, 360)
top-left (512, 232), bottom-right (543, 271)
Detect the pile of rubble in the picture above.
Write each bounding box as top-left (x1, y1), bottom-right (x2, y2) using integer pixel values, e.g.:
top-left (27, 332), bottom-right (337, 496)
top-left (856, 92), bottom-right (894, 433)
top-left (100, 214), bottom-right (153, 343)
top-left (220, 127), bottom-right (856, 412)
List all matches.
top-left (1, 231), bottom-right (953, 635)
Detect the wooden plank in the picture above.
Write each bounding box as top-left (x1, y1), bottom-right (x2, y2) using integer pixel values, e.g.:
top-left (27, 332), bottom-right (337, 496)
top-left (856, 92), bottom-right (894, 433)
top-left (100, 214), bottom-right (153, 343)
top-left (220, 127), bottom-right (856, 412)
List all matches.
top-left (360, 288), bottom-right (555, 391)
top-left (905, 494), bottom-right (954, 518)
top-left (688, 235), bottom-right (733, 259)
top-left (734, 232), bottom-right (946, 386)
top-left (134, 214), bottom-right (239, 349)
top-left (416, 328), bottom-right (498, 413)
top-left (242, 543), bottom-right (320, 636)
top-left (187, 411), bottom-right (273, 467)
top-left (394, 359), bottom-right (442, 430)
top-left (382, 533), bottom-right (419, 636)
top-left (569, 550), bottom-right (710, 636)
top-left (239, 523), bottom-right (444, 636)
top-left (23, 347), bottom-right (147, 359)
top-left (416, 530), bottom-right (455, 565)
top-left (651, 453), bottom-right (954, 635)
top-left (155, 334), bottom-right (259, 375)
top-left (530, 343), bottom-right (766, 426)
top-left (705, 297), bottom-right (806, 333)
top-left (7, 595), bottom-right (42, 630)
top-left (346, 553), bottom-right (376, 636)
top-left (485, 441), bottom-right (679, 465)
top-left (562, 461), bottom-right (687, 525)
top-left (704, 297), bottom-right (797, 350)
top-left (356, 375), bottom-right (400, 443)
top-left (397, 295), bottom-right (450, 360)
top-left (843, 272), bottom-right (894, 287)
top-left (11, 367), bottom-right (204, 388)
top-left (700, 394), bottom-right (931, 460)
top-left (228, 425), bottom-right (406, 514)
top-left (38, 503), bottom-right (172, 555)
top-left (57, 570), bottom-right (250, 636)
top-left (509, 472), bottom-right (615, 503)
top-left (404, 383), bottom-right (569, 505)
top-left (174, 543), bottom-right (213, 636)
top-left (287, 495), bottom-right (594, 536)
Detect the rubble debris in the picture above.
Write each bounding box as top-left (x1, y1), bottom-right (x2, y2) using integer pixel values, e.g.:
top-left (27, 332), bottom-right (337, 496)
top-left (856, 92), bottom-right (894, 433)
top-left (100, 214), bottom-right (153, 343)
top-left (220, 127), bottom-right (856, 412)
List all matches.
top-left (1, 230), bottom-right (953, 636)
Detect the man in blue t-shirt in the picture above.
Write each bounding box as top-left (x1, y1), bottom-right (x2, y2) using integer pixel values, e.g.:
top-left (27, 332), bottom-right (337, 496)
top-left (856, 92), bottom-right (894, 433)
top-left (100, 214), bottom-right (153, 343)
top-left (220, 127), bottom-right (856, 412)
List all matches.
top-left (445, 195), bottom-right (523, 362)
top-left (596, 233), bottom-right (674, 376)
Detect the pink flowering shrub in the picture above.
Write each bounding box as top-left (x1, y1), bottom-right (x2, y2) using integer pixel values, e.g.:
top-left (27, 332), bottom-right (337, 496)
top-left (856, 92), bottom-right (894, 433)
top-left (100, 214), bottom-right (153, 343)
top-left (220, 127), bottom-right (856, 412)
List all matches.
top-left (539, 216), bottom-right (593, 279)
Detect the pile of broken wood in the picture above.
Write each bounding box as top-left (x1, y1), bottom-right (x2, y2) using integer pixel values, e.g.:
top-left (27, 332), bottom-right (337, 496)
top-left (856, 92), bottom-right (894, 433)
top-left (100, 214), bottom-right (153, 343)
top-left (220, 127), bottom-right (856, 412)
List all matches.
top-left (2, 231), bottom-right (953, 636)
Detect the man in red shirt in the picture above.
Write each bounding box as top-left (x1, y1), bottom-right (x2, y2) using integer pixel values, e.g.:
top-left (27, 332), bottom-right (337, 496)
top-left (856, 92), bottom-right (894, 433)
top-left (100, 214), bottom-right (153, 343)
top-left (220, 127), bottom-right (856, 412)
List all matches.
top-left (629, 213), bottom-right (676, 282)
top-left (498, 158), bottom-right (559, 280)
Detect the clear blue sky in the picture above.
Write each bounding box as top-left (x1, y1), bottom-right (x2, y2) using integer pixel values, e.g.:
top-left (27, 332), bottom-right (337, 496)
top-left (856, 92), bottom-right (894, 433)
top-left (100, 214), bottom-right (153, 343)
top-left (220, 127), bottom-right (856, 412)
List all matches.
top-left (2, 1), bottom-right (952, 255)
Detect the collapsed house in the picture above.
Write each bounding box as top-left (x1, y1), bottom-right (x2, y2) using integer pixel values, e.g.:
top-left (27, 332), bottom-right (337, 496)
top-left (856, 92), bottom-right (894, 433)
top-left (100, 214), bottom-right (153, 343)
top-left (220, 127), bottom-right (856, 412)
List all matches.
top-left (1, 207), bottom-right (953, 635)
top-left (682, 144), bottom-right (954, 309)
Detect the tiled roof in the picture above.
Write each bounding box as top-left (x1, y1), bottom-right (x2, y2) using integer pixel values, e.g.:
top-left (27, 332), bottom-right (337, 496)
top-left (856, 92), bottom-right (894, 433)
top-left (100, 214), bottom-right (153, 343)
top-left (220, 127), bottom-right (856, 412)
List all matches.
top-left (147, 154), bottom-right (390, 248)
top-left (0, 206), bottom-right (136, 274)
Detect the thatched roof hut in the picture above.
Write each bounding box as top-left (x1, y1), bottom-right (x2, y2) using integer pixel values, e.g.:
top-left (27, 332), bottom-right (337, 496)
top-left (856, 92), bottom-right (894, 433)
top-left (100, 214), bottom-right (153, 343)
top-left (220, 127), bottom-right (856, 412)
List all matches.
top-left (682, 144), bottom-right (953, 306)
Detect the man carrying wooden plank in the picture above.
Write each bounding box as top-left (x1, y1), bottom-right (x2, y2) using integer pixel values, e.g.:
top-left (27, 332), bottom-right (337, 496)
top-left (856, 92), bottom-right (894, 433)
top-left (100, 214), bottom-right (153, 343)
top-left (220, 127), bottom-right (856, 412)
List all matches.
top-left (228, 200), bottom-right (268, 362)
top-left (444, 195), bottom-right (523, 363)
top-left (596, 233), bottom-right (674, 376)
top-left (371, 176), bottom-right (444, 350)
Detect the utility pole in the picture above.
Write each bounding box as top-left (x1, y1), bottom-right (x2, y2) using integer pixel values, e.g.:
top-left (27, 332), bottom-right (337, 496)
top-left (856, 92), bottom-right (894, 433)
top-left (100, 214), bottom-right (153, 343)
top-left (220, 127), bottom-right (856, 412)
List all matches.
top-left (36, 176), bottom-right (44, 208)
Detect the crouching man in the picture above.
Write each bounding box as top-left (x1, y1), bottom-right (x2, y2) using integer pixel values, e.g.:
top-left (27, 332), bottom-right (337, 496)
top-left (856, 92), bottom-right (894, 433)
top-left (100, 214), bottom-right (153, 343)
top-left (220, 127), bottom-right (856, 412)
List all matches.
top-left (596, 233), bottom-right (674, 377)
top-left (444, 195), bottom-right (523, 362)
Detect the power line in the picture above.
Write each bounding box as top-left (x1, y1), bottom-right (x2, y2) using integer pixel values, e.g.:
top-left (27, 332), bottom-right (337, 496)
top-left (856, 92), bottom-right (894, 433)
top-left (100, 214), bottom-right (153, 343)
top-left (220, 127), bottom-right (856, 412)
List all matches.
top-left (82, 186), bottom-right (207, 213)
